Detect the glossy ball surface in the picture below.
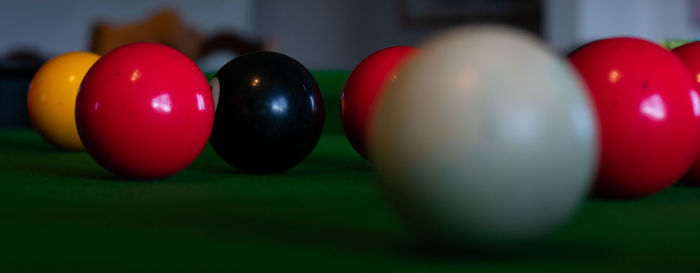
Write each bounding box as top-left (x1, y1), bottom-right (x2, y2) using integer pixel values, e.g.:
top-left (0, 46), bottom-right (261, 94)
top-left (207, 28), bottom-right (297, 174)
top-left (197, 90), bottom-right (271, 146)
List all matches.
top-left (672, 41), bottom-right (700, 186)
top-left (27, 52), bottom-right (100, 150)
top-left (76, 43), bottom-right (214, 180)
top-left (570, 37), bottom-right (700, 198)
top-left (341, 46), bottom-right (419, 160)
top-left (209, 51), bottom-right (325, 173)
top-left (370, 25), bottom-right (597, 248)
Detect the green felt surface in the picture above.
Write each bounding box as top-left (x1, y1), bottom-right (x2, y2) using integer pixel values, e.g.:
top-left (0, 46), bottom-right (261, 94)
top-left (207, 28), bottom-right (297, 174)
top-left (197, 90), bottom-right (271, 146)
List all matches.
top-left (2, 70), bottom-right (700, 272)
top-left (2, 130), bottom-right (700, 272)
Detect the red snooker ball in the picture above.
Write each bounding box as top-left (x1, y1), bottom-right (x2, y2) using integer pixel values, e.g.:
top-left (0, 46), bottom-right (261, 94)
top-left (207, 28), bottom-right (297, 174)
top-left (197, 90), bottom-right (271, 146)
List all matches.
top-left (76, 43), bottom-right (214, 179)
top-left (341, 46), bottom-right (419, 160)
top-left (569, 37), bottom-right (700, 198)
top-left (672, 41), bottom-right (700, 185)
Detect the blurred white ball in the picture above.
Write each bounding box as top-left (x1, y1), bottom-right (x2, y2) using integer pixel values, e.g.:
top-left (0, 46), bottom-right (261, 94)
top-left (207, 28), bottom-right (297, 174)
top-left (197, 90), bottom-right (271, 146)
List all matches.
top-left (370, 25), bottom-right (598, 248)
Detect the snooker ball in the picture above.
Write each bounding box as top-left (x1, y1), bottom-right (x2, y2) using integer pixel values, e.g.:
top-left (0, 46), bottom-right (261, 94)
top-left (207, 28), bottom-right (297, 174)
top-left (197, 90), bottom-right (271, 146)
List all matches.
top-left (671, 41), bottom-right (700, 186)
top-left (209, 51), bottom-right (325, 173)
top-left (76, 43), bottom-right (214, 180)
top-left (370, 25), bottom-right (597, 248)
top-left (27, 52), bottom-right (100, 150)
top-left (341, 46), bottom-right (420, 160)
top-left (569, 37), bottom-right (700, 198)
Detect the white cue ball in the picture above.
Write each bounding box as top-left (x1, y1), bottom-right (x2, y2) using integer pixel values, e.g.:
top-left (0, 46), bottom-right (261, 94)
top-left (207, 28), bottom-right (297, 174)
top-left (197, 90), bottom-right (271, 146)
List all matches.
top-left (369, 25), bottom-right (598, 248)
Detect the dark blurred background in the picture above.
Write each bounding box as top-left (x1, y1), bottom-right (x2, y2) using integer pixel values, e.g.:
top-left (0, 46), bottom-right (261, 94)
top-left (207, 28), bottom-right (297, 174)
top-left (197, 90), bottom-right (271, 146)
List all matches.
top-left (4, 0), bottom-right (700, 68)
top-left (2, 0), bottom-right (700, 128)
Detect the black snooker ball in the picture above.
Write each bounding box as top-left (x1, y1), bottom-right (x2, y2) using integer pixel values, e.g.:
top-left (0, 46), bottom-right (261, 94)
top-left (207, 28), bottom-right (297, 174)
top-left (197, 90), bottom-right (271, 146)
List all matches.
top-left (209, 51), bottom-right (325, 173)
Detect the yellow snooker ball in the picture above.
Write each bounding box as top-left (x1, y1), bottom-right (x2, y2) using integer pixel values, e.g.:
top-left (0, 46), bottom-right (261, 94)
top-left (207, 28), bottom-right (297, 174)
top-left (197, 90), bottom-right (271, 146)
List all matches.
top-left (27, 52), bottom-right (100, 150)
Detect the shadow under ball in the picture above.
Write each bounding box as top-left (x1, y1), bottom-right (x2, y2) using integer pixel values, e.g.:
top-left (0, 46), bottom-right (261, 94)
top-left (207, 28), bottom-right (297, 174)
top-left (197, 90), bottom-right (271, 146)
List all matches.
top-left (210, 51), bottom-right (325, 173)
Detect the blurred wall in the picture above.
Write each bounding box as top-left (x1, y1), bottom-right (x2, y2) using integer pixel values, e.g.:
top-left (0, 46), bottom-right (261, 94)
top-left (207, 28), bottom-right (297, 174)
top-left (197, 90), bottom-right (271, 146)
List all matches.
top-left (258, 0), bottom-right (700, 69)
top-left (3, 0), bottom-right (700, 70)
top-left (0, 0), bottom-right (255, 57)
top-left (544, 0), bottom-right (700, 52)
top-left (254, 0), bottom-right (433, 69)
